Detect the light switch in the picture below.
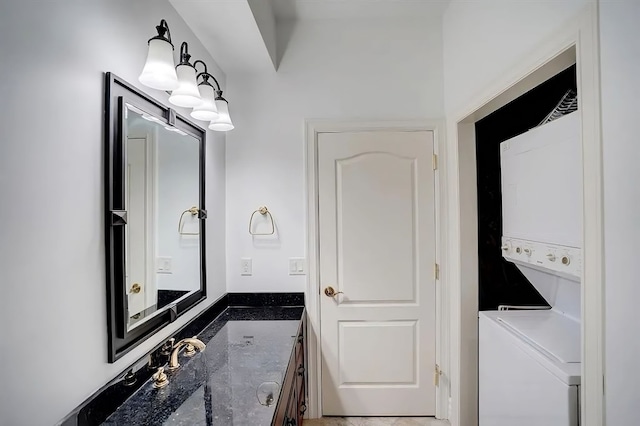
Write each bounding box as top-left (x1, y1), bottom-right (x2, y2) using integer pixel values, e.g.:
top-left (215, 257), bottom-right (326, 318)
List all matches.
top-left (289, 258), bottom-right (306, 275)
top-left (157, 257), bottom-right (172, 274)
top-left (241, 258), bottom-right (252, 276)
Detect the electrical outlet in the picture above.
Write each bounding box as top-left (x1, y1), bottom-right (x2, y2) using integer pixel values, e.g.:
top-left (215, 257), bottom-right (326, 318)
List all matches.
top-left (289, 258), bottom-right (306, 275)
top-left (241, 258), bottom-right (252, 276)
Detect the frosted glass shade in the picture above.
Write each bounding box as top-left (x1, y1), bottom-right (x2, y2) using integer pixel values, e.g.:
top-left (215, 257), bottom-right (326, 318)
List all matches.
top-left (191, 84), bottom-right (219, 121)
top-left (138, 39), bottom-right (178, 91)
top-left (168, 64), bottom-right (201, 107)
top-left (209, 100), bottom-right (234, 131)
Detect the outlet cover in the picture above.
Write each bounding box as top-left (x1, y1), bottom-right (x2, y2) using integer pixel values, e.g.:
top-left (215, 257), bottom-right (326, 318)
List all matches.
top-left (241, 258), bottom-right (252, 276)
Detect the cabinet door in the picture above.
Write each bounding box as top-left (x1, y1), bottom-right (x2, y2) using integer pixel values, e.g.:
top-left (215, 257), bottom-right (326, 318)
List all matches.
top-left (295, 313), bottom-right (307, 424)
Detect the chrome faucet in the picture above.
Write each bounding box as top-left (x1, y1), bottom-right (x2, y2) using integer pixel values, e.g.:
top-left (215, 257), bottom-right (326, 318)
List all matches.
top-left (168, 337), bottom-right (206, 370)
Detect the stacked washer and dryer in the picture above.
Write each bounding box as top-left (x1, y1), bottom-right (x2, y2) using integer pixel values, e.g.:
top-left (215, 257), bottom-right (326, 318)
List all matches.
top-left (479, 111), bottom-right (582, 426)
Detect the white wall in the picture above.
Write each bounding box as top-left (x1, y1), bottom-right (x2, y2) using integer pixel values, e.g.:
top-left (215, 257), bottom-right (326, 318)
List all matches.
top-left (156, 130), bottom-right (201, 292)
top-left (442, 2), bottom-right (589, 425)
top-left (599, 1), bottom-right (640, 423)
top-left (0, 1), bottom-right (226, 425)
top-left (443, 0), bottom-right (640, 424)
top-left (225, 17), bottom-right (444, 292)
top-left (443, 0), bottom-right (588, 116)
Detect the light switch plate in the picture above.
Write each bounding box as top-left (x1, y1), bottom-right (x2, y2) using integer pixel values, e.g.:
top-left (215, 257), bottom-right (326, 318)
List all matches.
top-left (289, 258), bottom-right (306, 275)
top-left (241, 258), bottom-right (252, 276)
top-left (157, 257), bottom-right (172, 274)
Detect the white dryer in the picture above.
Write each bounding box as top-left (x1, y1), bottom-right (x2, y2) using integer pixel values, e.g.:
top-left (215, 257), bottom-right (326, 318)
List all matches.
top-left (479, 112), bottom-right (582, 426)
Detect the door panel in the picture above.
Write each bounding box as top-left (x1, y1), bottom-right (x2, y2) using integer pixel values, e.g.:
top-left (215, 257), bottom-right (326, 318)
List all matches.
top-left (339, 321), bottom-right (417, 385)
top-left (319, 130), bottom-right (436, 416)
top-left (337, 153), bottom-right (417, 303)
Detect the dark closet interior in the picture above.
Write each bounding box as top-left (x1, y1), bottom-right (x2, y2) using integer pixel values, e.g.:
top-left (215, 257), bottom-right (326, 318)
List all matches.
top-left (475, 64), bottom-right (578, 311)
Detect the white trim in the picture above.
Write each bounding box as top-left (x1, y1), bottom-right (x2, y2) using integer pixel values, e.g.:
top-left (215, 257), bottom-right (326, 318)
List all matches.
top-left (445, 5), bottom-right (604, 426)
top-left (304, 119), bottom-right (448, 419)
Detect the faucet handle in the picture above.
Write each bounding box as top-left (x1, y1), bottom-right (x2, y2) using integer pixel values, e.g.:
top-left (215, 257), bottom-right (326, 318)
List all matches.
top-left (160, 338), bottom-right (175, 355)
top-left (152, 367), bottom-right (169, 389)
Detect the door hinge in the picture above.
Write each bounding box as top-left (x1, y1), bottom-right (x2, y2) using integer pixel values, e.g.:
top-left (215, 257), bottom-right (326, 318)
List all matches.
top-left (434, 263), bottom-right (440, 280)
top-left (434, 364), bottom-right (441, 387)
top-left (432, 154), bottom-right (438, 170)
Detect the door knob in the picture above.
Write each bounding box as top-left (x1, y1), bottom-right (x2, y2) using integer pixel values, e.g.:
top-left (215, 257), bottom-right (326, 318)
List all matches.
top-left (130, 283), bottom-right (142, 294)
top-left (324, 286), bottom-right (344, 297)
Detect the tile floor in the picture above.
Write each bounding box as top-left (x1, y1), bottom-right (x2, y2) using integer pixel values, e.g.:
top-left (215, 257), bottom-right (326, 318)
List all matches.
top-left (303, 417), bottom-right (449, 426)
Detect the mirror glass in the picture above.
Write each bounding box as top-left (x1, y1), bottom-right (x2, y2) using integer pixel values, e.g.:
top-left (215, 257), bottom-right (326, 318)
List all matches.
top-left (124, 104), bottom-right (201, 330)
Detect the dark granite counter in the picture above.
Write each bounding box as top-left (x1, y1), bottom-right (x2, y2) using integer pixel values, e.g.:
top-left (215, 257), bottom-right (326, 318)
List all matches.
top-left (101, 306), bottom-right (304, 426)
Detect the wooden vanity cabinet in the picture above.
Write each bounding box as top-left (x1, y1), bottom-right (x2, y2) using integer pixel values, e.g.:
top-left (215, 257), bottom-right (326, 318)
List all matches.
top-left (273, 313), bottom-right (307, 425)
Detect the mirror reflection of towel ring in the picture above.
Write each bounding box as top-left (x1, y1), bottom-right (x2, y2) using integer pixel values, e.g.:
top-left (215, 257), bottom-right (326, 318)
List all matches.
top-left (249, 206), bottom-right (275, 235)
top-left (178, 206), bottom-right (200, 235)
top-left (256, 381), bottom-right (280, 407)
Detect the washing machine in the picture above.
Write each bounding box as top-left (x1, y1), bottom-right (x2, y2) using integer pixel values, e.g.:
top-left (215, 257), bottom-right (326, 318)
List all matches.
top-left (479, 112), bottom-right (582, 426)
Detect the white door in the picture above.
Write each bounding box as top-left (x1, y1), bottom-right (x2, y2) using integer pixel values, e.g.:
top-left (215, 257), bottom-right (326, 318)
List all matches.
top-left (318, 130), bottom-right (437, 416)
top-left (127, 137), bottom-right (149, 317)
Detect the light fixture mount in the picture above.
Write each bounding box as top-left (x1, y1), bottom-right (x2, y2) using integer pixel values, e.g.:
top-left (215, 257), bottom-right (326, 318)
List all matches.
top-left (178, 42), bottom-right (192, 66)
top-left (149, 19), bottom-right (173, 47)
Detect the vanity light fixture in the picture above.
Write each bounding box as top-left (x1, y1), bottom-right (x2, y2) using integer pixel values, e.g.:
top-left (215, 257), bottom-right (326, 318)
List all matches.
top-left (209, 92), bottom-right (234, 132)
top-left (139, 20), bottom-right (234, 131)
top-left (190, 60), bottom-right (219, 122)
top-left (168, 42), bottom-right (202, 108)
top-left (139, 20), bottom-right (179, 91)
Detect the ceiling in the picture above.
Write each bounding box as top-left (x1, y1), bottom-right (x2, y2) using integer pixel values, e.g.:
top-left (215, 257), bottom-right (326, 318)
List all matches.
top-left (273, 0), bottom-right (451, 20)
top-left (170, 0), bottom-right (450, 74)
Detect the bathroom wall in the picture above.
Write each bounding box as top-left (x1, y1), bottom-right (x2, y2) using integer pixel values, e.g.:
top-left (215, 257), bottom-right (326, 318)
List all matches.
top-left (0, 1), bottom-right (226, 425)
top-left (442, 0), bottom-right (588, 116)
top-left (443, 0), bottom-right (640, 423)
top-left (156, 130), bottom-right (201, 292)
top-left (225, 17), bottom-right (444, 292)
top-left (599, 1), bottom-right (640, 423)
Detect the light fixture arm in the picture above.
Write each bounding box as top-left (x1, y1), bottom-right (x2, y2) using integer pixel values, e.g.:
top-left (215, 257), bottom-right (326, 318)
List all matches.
top-left (178, 42), bottom-right (193, 66)
top-left (193, 60), bottom-right (222, 91)
top-left (149, 19), bottom-right (173, 47)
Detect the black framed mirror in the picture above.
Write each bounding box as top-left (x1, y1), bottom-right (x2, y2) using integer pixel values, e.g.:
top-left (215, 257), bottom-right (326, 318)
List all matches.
top-left (104, 72), bottom-right (207, 362)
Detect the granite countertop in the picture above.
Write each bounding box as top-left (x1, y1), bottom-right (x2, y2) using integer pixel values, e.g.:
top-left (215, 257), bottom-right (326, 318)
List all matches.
top-left (102, 306), bottom-right (304, 426)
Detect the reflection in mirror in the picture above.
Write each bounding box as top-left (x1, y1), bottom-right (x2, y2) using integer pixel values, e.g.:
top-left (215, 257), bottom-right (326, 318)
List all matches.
top-left (125, 104), bottom-right (201, 330)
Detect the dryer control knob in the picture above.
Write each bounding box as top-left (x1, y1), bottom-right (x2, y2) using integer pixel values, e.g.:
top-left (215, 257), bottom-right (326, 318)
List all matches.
top-left (524, 248), bottom-right (532, 256)
top-left (515, 247), bottom-right (522, 254)
top-left (561, 256), bottom-right (571, 265)
top-left (547, 253), bottom-right (556, 262)
top-left (501, 245), bottom-right (510, 251)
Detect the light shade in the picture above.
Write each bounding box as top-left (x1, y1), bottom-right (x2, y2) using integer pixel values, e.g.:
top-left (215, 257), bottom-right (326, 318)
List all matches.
top-left (209, 100), bottom-right (234, 131)
top-left (168, 64), bottom-right (201, 107)
top-left (139, 38), bottom-right (178, 91)
top-left (191, 84), bottom-right (219, 122)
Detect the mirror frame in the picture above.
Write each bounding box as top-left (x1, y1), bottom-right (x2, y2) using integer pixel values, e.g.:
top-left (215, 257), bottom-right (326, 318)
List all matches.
top-left (104, 72), bottom-right (207, 362)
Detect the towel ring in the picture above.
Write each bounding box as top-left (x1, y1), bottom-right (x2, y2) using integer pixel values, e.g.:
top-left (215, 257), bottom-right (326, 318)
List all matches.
top-left (178, 206), bottom-right (200, 235)
top-left (249, 206), bottom-right (275, 236)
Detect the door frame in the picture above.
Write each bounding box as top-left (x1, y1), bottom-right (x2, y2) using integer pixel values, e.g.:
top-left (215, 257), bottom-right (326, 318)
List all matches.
top-left (445, 5), bottom-right (604, 426)
top-left (305, 120), bottom-right (447, 419)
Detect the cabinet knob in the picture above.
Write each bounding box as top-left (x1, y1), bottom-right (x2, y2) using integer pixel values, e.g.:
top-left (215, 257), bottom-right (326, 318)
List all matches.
top-left (297, 365), bottom-right (305, 376)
